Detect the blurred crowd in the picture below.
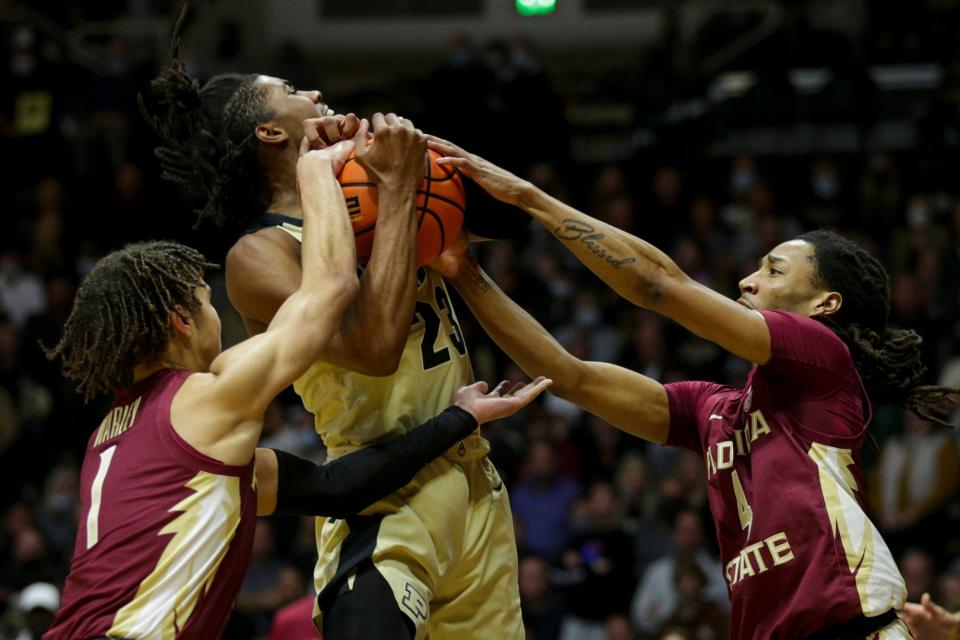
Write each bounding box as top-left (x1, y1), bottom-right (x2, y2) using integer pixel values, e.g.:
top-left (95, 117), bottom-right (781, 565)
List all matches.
top-left (1, 1), bottom-right (959, 639)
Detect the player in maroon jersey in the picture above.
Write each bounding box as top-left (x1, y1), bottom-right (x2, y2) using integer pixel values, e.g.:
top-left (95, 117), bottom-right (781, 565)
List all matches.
top-left (41, 133), bottom-right (551, 640)
top-left (424, 137), bottom-right (958, 640)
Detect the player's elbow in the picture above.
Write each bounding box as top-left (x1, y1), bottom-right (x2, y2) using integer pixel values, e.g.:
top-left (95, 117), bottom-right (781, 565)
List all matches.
top-left (543, 354), bottom-right (589, 400)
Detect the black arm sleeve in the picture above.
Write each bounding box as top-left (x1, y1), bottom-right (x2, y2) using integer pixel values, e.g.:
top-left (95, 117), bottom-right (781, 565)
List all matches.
top-left (272, 405), bottom-right (477, 517)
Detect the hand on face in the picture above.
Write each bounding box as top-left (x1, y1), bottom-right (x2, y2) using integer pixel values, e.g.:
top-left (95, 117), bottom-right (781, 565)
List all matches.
top-left (426, 135), bottom-right (532, 208)
top-left (302, 113), bottom-right (361, 151)
top-left (453, 377), bottom-right (552, 426)
top-left (298, 137), bottom-right (355, 176)
top-left (353, 113), bottom-right (427, 193)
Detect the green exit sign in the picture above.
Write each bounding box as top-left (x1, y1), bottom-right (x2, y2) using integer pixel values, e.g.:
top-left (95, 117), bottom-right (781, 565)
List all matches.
top-left (516, 0), bottom-right (556, 16)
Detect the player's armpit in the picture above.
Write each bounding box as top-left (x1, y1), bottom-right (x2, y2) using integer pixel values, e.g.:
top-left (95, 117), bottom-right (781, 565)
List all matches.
top-left (568, 361), bottom-right (670, 444)
top-left (226, 230), bottom-right (302, 334)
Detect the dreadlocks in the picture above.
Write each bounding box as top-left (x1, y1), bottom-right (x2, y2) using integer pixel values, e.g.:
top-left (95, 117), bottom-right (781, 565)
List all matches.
top-left (800, 230), bottom-right (958, 426)
top-left (139, 5), bottom-right (275, 228)
top-left (44, 241), bottom-right (216, 403)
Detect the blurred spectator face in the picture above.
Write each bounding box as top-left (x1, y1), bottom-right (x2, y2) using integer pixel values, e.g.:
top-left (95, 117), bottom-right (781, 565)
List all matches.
top-left (46, 276), bottom-right (76, 318)
top-left (605, 614), bottom-right (635, 640)
top-left (689, 197), bottom-right (717, 238)
top-left (16, 527), bottom-right (47, 564)
top-left (44, 464), bottom-right (79, 514)
top-left (595, 165), bottom-right (626, 200)
top-left (586, 482), bottom-right (620, 528)
top-left (602, 195), bottom-right (635, 232)
top-left (811, 160), bottom-right (839, 201)
top-left (673, 511), bottom-right (703, 557)
top-left (653, 166), bottom-right (682, 208)
top-left (250, 520), bottom-right (275, 562)
top-left (36, 177), bottom-right (62, 210)
top-left (526, 441), bottom-right (558, 484)
top-left (274, 566), bottom-right (306, 605)
top-left (900, 549), bottom-right (934, 601)
top-left (633, 313), bottom-right (665, 363)
top-left (674, 562), bottom-right (707, 602)
top-left (729, 155), bottom-right (757, 196)
top-left (116, 164), bottom-right (144, 202)
top-left (906, 195), bottom-right (931, 230)
top-left (672, 237), bottom-right (702, 273)
top-left (590, 416), bottom-right (621, 454)
top-left (748, 183), bottom-right (775, 218)
top-left (937, 572), bottom-right (960, 610)
top-left (518, 556), bottom-right (550, 603)
top-left (615, 453), bottom-right (648, 500)
top-left (5, 501), bottom-right (35, 536)
top-left (892, 274), bottom-right (921, 319)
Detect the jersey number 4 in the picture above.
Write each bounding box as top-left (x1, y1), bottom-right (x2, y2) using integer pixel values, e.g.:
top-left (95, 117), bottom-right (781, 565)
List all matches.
top-left (731, 469), bottom-right (753, 533)
top-left (415, 287), bottom-right (466, 370)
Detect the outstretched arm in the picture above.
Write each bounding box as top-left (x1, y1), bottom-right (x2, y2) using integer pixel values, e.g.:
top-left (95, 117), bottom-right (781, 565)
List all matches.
top-left (442, 251), bottom-right (669, 443)
top-left (254, 377), bottom-right (552, 516)
top-left (428, 136), bottom-right (771, 366)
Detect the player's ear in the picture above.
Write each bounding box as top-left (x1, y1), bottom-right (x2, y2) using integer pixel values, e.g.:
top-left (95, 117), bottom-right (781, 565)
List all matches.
top-left (815, 290), bottom-right (843, 317)
top-left (170, 306), bottom-right (193, 339)
top-left (255, 121), bottom-right (289, 146)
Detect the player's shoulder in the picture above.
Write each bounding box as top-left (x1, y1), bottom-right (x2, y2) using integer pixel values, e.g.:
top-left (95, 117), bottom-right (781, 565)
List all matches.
top-left (763, 309), bottom-right (846, 347)
top-left (228, 227), bottom-right (299, 270)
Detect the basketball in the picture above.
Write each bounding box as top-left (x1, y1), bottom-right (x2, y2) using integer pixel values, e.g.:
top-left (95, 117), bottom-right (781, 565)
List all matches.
top-left (338, 148), bottom-right (465, 266)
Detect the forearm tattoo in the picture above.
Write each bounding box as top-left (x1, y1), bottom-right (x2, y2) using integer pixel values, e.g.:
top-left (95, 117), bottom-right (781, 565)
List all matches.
top-left (554, 218), bottom-right (637, 269)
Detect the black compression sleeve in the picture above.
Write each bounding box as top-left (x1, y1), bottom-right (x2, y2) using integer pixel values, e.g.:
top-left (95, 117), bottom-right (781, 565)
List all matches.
top-left (272, 405), bottom-right (477, 517)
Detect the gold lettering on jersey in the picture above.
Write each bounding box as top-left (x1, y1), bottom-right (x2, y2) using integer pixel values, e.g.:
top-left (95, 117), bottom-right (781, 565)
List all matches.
top-left (725, 531), bottom-right (795, 586)
top-left (705, 409), bottom-right (774, 478)
top-left (94, 397), bottom-right (142, 446)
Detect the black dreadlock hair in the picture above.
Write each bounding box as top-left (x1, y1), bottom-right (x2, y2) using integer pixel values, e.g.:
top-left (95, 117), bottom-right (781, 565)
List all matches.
top-left (800, 230), bottom-right (958, 426)
top-left (44, 241), bottom-right (216, 403)
top-left (139, 4), bottom-right (275, 229)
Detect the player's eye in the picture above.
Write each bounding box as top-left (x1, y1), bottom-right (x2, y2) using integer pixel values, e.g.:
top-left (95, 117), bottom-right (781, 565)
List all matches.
top-left (769, 267), bottom-right (782, 275)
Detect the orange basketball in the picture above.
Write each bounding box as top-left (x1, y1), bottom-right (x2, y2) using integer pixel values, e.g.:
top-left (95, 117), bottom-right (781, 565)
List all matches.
top-left (337, 148), bottom-right (465, 266)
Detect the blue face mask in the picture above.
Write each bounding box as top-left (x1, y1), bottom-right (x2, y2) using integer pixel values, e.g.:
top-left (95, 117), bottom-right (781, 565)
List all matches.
top-left (813, 174), bottom-right (838, 200)
top-left (731, 170), bottom-right (755, 194)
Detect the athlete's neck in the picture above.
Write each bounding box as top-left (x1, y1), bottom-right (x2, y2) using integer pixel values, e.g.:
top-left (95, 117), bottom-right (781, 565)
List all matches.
top-left (266, 186), bottom-right (302, 218)
top-left (131, 345), bottom-right (204, 383)
top-left (264, 159), bottom-right (303, 218)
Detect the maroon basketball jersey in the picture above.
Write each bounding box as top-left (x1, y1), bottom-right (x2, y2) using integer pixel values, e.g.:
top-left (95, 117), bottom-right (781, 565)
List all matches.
top-left (45, 369), bottom-right (257, 640)
top-left (665, 310), bottom-right (906, 639)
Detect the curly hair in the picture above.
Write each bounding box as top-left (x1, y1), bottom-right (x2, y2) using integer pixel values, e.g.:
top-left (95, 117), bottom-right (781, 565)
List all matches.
top-left (800, 230), bottom-right (958, 426)
top-left (139, 6), bottom-right (275, 228)
top-left (44, 241), bottom-right (216, 402)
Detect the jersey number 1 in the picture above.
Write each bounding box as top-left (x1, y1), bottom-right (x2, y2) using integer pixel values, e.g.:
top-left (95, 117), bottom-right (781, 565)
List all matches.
top-left (86, 445), bottom-right (117, 549)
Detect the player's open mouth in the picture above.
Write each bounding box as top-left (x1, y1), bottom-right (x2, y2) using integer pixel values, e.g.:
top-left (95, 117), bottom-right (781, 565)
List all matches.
top-left (318, 103), bottom-right (334, 116)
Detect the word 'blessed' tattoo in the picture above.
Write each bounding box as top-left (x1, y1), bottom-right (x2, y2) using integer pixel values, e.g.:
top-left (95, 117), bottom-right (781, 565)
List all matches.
top-left (554, 219), bottom-right (637, 269)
